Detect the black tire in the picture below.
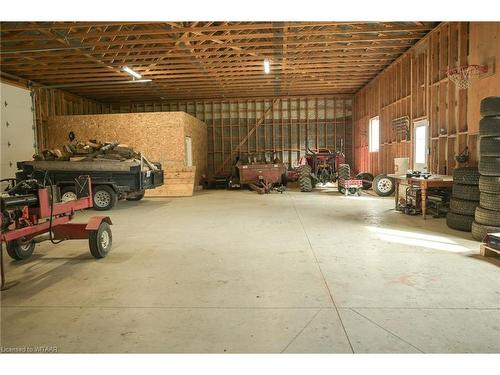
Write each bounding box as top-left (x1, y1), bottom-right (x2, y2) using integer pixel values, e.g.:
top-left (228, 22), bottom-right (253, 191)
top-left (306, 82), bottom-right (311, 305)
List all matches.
top-left (60, 186), bottom-right (77, 202)
top-left (471, 220), bottom-right (500, 241)
top-left (480, 96), bottom-right (500, 118)
top-left (446, 212), bottom-right (474, 232)
top-left (475, 206), bottom-right (500, 226)
top-left (126, 190), bottom-right (145, 201)
top-left (479, 192), bottom-right (500, 211)
top-left (479, 116), bottom-right (500, 137)
top-left (6, 239), bottom-right (35, 260)
top-left (338, 164), bottom-right (350, 180)
top-left (92, 185), bottom-right (118, 211)
top-left (479, 136), bottom-right (500, 157)
top-left (479, 175), bottom-right (500, 194)
top-left (373, 174), bottom-right (396, 197)
top-left (452, 167), bottom-right (480, 185)
top-left (449, 198), bottom-right (479, 216)
top-left (356, 172), bottom-right (374, 190)
top-left (298, 165), bottom-right (313, 192)
top-left (479, 156), bottom-right (500, 176)
top-left (281, 172), bottom-right (288, 187)
top-left (452, 183), bottom-right (480, 201)
top-left (338, 186), bottom-right (346, 195)
top-left (89, 222), bottom-right (112, 259)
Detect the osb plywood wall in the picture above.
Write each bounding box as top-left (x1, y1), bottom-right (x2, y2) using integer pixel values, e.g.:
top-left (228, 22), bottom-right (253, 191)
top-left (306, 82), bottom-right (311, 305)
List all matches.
top-left (46, 112), bottom-right (207, 185)
top-left (467, 22), bottom-right (500, 131)
top-left (353, 22), bottom-right (475, 176)
top-left (108, 96), bottom-right (353, 177)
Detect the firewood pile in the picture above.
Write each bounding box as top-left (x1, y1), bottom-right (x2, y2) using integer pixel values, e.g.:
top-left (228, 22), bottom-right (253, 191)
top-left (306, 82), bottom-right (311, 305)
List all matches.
top-left (33, 139), bottom-right (158, 170)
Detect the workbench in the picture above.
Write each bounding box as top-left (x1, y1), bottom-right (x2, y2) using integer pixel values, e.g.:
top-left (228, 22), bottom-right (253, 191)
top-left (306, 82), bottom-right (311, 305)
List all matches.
top-left (394, 176), bottom-right (453, 219)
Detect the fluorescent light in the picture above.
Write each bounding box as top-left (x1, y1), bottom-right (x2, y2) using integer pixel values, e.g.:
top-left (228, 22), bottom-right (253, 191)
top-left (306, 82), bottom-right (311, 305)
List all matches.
top-left (263, 59), bottom-right (270, 74)
top-left (122, 66), bottom-right (142, 79)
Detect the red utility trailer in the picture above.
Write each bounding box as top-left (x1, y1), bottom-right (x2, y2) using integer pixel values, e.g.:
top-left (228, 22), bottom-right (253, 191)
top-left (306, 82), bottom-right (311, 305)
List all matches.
top-left (1, 176), bottom-right (112, 290)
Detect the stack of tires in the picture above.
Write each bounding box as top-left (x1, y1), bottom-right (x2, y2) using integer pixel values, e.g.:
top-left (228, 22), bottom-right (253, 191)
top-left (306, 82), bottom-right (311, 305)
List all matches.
top-left (472, 96), bottom-right (500, 241)
top-left (446, 167), bottom-right (480, 232)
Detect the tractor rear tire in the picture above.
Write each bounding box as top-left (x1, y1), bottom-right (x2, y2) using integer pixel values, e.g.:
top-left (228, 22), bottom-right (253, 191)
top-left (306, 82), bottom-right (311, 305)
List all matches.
top-left (355, 172), bottom-right (374, 190)
top-left (298, 165), bottom-right (313, 192)
top-left (373, 174), bottom-right (396, 197)
top-left (338, 164), bottom-right (350, 180)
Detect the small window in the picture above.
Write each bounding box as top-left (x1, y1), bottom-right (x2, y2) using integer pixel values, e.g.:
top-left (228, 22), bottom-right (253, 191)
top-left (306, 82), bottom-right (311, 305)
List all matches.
top-left (369, 116), bottom-right (380, 152)
top-left (413, 120), bottom-right (429, 171)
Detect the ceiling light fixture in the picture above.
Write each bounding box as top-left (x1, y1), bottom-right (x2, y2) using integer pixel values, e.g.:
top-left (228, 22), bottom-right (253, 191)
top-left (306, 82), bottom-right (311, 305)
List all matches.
top-left (122, 66), bottom-right (142, 79)
top-left (263, 59), bottom-right (270, 74)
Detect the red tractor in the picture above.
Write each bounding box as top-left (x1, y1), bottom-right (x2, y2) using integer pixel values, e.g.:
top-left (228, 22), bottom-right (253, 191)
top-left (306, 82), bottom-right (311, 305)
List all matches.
top-left (296, 142), bottom-right (374, 192)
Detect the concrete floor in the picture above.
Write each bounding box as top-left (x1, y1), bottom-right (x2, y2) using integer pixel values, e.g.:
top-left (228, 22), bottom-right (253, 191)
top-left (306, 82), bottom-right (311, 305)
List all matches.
top-left (1, 186), bottom-right (499, 353)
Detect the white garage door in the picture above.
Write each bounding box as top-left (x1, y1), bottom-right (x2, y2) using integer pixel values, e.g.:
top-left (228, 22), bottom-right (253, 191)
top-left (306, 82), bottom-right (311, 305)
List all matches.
top-left (0, 82), bottom-right (36, 183)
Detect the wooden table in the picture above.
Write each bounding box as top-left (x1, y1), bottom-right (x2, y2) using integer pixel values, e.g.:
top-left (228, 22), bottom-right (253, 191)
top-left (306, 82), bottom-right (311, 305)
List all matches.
top-left (394, 176), bottom-right (454, 219)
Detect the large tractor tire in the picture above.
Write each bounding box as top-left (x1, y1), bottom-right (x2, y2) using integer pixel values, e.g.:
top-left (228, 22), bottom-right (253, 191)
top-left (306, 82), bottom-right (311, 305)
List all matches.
top-left (298, 165), bottom-right (313, 192)
top-left (338, 164), bottom-right (351, 180)
top-left (373, 174), bottom-right (395, 197)
top-left (452, 167), bottom-right (480, 185)
top-left (355, 172), bottom-right (374, 190)
top-left (480, 96), bottom-right (500, 117)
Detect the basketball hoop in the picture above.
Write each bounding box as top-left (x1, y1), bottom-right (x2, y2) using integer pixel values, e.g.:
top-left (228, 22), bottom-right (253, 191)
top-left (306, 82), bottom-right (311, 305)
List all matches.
top-left (447, 64), bottom-right (488, 89)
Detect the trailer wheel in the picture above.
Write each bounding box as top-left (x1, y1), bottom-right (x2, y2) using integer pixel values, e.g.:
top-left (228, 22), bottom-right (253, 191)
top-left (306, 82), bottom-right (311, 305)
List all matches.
top-left (61, 186), bottom-right (77, 202)
top-left (373, 174), bottom-right (395, 197)
top-left (126, 190), bottom-right (145, 201)
top-left (6, 239), bottom-right (35, 261)
top-left (355, 172), bottom-right (374, 190)
top-left (92, 185), bottom-right (118, 210)
top-left (89, 222), bottom-right (112, 258)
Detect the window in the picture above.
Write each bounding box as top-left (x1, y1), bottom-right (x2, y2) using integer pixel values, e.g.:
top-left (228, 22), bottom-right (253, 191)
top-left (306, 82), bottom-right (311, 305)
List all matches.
top-left (369, 116), bottom-right (380, 152)
top-left (413, 119), bottom-right (429, 171)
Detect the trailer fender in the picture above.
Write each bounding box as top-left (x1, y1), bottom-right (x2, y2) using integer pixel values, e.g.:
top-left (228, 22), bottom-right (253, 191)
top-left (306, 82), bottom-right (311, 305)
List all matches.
top-left (85, 216), bottom-right (113, 231)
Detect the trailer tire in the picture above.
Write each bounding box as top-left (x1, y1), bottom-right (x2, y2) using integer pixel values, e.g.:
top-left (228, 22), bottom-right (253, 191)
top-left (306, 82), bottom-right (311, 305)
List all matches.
top-left (452, 167), bottom-right (480, 185)
top-left (60, 186), bottom-right (77, 202)
top-left (449, 198), bottom-right (479, 216)
top-left (471, 220), bottom-right (500, 241)
top-left (355, 172), bottom-right (374, 190)
top-left (298, 165), bottom-right (313, 192)
top-left (446, 212), bottom-right (474, 232)
top-left (452, 183), bottom-right (480, 201)
top-left (89, 222), bottom-right (112, 258)
top-left (92, 185), bottom-right (118, 210)
top-left (6, 239), bottom-right (35, 261)
top-left (126, 190), bottom-right (145, 201)
top-left (373, 174), bottom-right (395, 197)
top-left (480, 96), bottom-right (500, 117)
top-left (479, 116), bottom-right (500, 137)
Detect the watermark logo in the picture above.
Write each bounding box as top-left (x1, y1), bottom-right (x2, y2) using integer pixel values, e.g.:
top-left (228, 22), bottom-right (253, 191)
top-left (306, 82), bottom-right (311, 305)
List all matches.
top-left (0, 346), bottom-right (58, 353)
